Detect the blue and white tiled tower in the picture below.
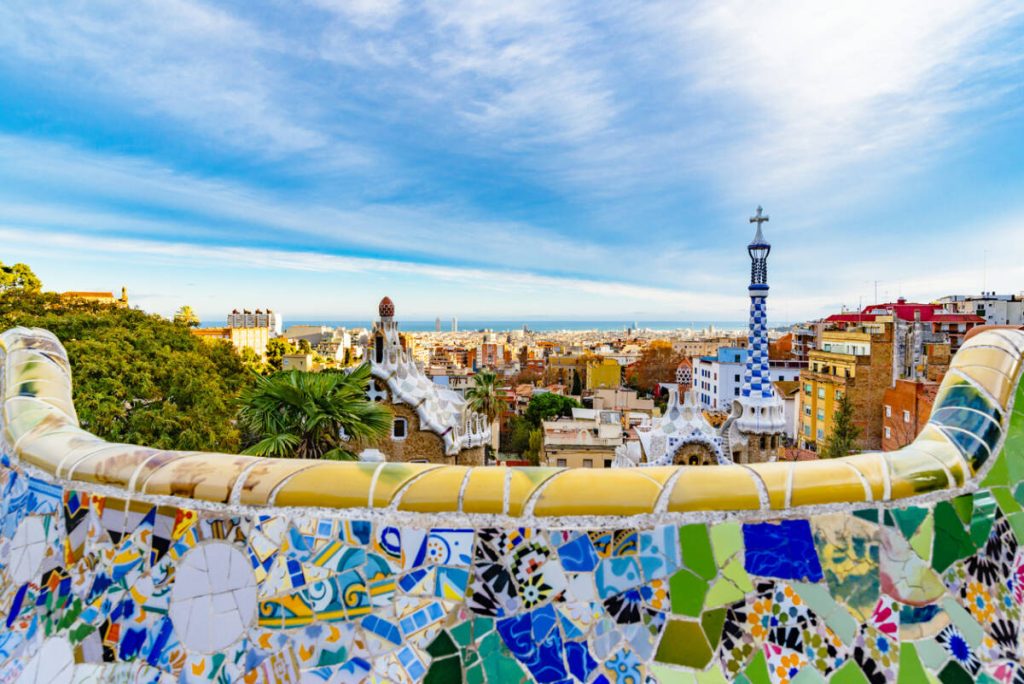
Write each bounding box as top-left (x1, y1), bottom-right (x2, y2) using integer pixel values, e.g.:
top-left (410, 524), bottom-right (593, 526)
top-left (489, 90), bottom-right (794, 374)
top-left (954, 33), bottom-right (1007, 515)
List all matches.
top-left (729, 207), bottom-right (786, 463)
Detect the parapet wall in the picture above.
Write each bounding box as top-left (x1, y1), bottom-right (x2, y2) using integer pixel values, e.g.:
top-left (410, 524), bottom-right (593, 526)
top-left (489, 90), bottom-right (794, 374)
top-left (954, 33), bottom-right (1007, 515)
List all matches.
top-left (1, 326), bottom-right (1023, 683)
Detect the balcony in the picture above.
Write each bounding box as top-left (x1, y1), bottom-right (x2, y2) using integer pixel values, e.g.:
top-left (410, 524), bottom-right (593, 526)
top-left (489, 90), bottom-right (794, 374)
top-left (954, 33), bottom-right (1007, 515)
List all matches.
top-left (1, 326), bottom-right (1023, 682)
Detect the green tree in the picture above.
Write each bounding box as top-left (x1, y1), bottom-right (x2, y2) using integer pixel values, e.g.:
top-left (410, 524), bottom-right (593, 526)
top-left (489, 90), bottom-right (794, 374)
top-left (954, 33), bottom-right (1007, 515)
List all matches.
top-left (501, 415), bottom-right (534, 455)
top-left (525, 428), bottom-right (544, 466)
top-left (237, 364), bottom-right (391, 460)
top-left (0, 288), bottom-right (251, 452)
top-left (571, 370), bottom-right (582, 396)
top-left (626, 340), bottom-right (683, 394)
top-left (0, 261), bottom-right (41, 292)
top-left (523, 392), bottom-right (581, 428)
top-left (823, 392), bottom-right (861, 459)
top-left (265, 337), bottom-right (296, 371)
top-left (465, 369), bottom-right (505, 454)
top-left (297, 338), bottom-right (313, 354)
top-left (173, 305), bottom-right (200, 327)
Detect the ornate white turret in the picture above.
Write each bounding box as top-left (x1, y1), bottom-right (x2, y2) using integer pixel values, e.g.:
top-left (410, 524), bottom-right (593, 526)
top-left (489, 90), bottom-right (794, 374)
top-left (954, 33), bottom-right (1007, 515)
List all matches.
top-left (367, 297), bottom-right (491, 455)
top-left (730, 208), bottom-right (786, 460)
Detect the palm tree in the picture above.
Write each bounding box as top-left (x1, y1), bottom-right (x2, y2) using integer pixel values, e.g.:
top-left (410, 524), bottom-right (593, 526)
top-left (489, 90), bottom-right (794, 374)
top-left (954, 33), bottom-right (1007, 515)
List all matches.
top-left (237, 364), bottom-right (392, 460)
top-left (465, 369), bottom-right (505, 455)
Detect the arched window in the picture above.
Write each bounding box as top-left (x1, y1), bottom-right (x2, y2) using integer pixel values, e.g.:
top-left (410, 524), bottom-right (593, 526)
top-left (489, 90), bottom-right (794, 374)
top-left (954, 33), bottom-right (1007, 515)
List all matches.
top-left (392, 417), bottom-right (408, 440)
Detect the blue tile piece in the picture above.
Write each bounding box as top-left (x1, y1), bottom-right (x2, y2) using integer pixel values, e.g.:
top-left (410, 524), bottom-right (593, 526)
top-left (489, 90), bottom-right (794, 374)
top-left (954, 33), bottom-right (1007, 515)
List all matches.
top-left (565, 641), bottom-right (598, 681)
top-left (497, 605), bottom-right (568, 683)
top-left (742, 520), bottom-right (823, 582)
top-left (558, 535), bottom-right (599, 572)
top-left (594, 557), bottom-right (642, 599)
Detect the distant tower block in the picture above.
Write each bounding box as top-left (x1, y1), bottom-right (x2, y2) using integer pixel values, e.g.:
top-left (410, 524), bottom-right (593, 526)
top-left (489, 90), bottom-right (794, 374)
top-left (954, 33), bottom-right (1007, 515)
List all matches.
top-left (451, 317), bottom-right (458, 332)
top-left (726, 206), bottom-right (786, 464)
top-left (435, 317), bottom-right (441, 333)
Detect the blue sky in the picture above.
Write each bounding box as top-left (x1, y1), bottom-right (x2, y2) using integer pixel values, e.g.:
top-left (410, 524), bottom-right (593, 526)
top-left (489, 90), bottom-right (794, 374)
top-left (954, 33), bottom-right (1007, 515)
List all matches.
top-left (1, 1), bottom-right (1023, 323)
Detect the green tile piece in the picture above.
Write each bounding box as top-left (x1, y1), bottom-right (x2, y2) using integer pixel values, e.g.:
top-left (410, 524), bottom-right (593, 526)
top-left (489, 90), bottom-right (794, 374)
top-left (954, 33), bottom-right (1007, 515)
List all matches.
top-left (791, 581), bottom-right (857, 644)
top-left (1008, 511), bottom-right (1024, 543)
top-left (1015, 482), bottom-right (1024, 507)
top-left (890, 506), bottom-right (928, 540)
top-left (896, 643), bottom-right (927, 684)
top-left (721, 557), bottom-right (753, 592)
top-left (940, 597), bottom-right (984, 647)
top-left (932, 502), bottom-right (974, 572)
top-left (669, 568), bottom-right (708, 616)
top-left (910, 513), bottom-right (934, 560)
top-left (914, 638), bottom-right (947, 670)
top-left (424, 655), bottom-right (462, 684)
top-left (743, 649), bottom-right (770, 684)
top-left (990, 486), bottom-right (1022, 514)
top-left (649, 663), bottom-right (695, 683)
top-left (828, 661), bottom-right (869, 684)
top-left (732, 675), bottom-right (752, 684)
top-left (853, 509), bottom-right (878, 524)
top-left (700, 608), bottom-right (727, 649)
top-left (695, 668), bottom-right (730, 684)
top-left (464, 663), bottom-right (484, 684)
top-left (704, 575), bottom-right (746, 608)
top-left (710, 521), bottom-right (742, 566)
top-left (655, 619), bottom-right (713, 668)
top-left (951, 494), bottom-right (973, 525)
top-left (980, 450), bottom-right (1009, 486)
top-left (937, 661), bottom-right (973, 684)
top-left (426, 630), bottom-right (457, 658)
top-left (680, 523), bottom-right (717, 580)
top-left (791, 668), bottom-right (825, 683)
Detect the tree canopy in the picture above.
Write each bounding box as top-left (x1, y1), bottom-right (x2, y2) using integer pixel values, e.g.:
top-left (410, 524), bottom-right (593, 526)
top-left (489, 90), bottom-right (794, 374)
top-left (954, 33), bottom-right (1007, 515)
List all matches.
top-left (523, 392), bottom-right (581, 427)
top-left (0, 261), bottom-right (41, 293)
top-left (0, 287), bottom-right (251, 452)
top-left (173, 305), bottom-right (201, 327)
top-left (626, 340), bottom-right (683, 394)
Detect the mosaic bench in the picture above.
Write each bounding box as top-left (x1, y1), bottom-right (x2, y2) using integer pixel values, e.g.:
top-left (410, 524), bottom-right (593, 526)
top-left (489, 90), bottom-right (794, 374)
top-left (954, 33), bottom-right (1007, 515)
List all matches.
top-left (1, 325), bottom-right (1023, 684)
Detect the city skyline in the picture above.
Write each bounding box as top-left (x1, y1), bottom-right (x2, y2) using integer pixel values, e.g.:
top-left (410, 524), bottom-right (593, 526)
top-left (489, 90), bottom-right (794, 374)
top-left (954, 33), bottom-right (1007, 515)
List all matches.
top-left (2, 2), bottom-right (1024, 320)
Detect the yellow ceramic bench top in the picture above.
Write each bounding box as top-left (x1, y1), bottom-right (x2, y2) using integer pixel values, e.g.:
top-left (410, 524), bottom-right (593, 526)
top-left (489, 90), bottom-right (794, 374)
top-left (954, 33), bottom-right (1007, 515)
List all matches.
top-left (2, 326), bottom-right (1022, 518)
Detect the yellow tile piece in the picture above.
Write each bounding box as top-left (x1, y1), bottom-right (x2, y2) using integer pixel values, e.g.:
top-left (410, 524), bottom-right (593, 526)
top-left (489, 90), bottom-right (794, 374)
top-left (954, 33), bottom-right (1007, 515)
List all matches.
top-left (460, 466), bottom-right (509, 514)
top-left (138, 453), bottom-right (257, 503)
top-left (6, 378), bottom-right (77, 418)
top-left (396, 466), bottom-right (469, 513)
top-left (841, 452), bottom-right (888, 500)
top-left (4, 397), bottom-right (75, 453)
top-left (789, 459), bottom-right (871, 506)
top-left (959, 330), bottom-right (1024, 357)
top-left (744, 461), bottom-right (792, 509)
top-left (912, 424), bottom-right (970, 482)
top-left (371, 462), bottom-right (440, 507)
top-left (66, 445), bottom-right (168, 488)
top-left (236, 460), bottom-right (319, 506)
top-left (950, 345), bottom-right (1021, 380)
top-left (884, 448), bottom-right (954, 500)
top-left (508, 467), bottom-right (563, 516)
top-left (531, 469), bottom-right (662, 516)
top-left (632, 466), bottom-right (682, 486)
top-left (19, 427), bottom-right (105, 476)
top-left (666, 466), bottom-right (762, 512)
top-left (272, 461), bottom-right (381, 508)
top-left (4, 349), bottom-right (70, 396)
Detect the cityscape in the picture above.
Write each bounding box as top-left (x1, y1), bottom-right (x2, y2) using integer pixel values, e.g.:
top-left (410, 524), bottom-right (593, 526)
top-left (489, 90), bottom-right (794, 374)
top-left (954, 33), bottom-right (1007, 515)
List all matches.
top-left (2, 2), bottom-right (1024, 684)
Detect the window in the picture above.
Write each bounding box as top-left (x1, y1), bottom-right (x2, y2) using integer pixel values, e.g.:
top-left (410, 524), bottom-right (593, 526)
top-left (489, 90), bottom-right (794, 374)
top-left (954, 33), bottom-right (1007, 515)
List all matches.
top-left (734, 387), bottom-right (739, 396)
top-left (903, 410), bottom-right (911, 423)
top-left (817, 428), bottom-right (824, 440)
top-left (817, 409), bottom-right (825, 421)
top-left (804, 424), bottom-right (811, 436)
top-left (583, 459), bottom-right (593, 468)
top-left (885, 426), bottom-right (892, 439)
top-left (734, 374), bottom-right (740, 382)
top-left (392, 417), bottom-right (408, 440)
top-left (604, 459), bottom-right (612, 468)
top-left (803, 405), bottom-right (811, 416)
top-left (835, 390), bottom-right (842, 401)
top-left (818, 388), bottom-right (825, 399)
top-left (556, 458), bottom-right (567, 467)
top-left (804, 384), bottom-right (812, 395)
top-left (885, 405), bottom-right (892, 418)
